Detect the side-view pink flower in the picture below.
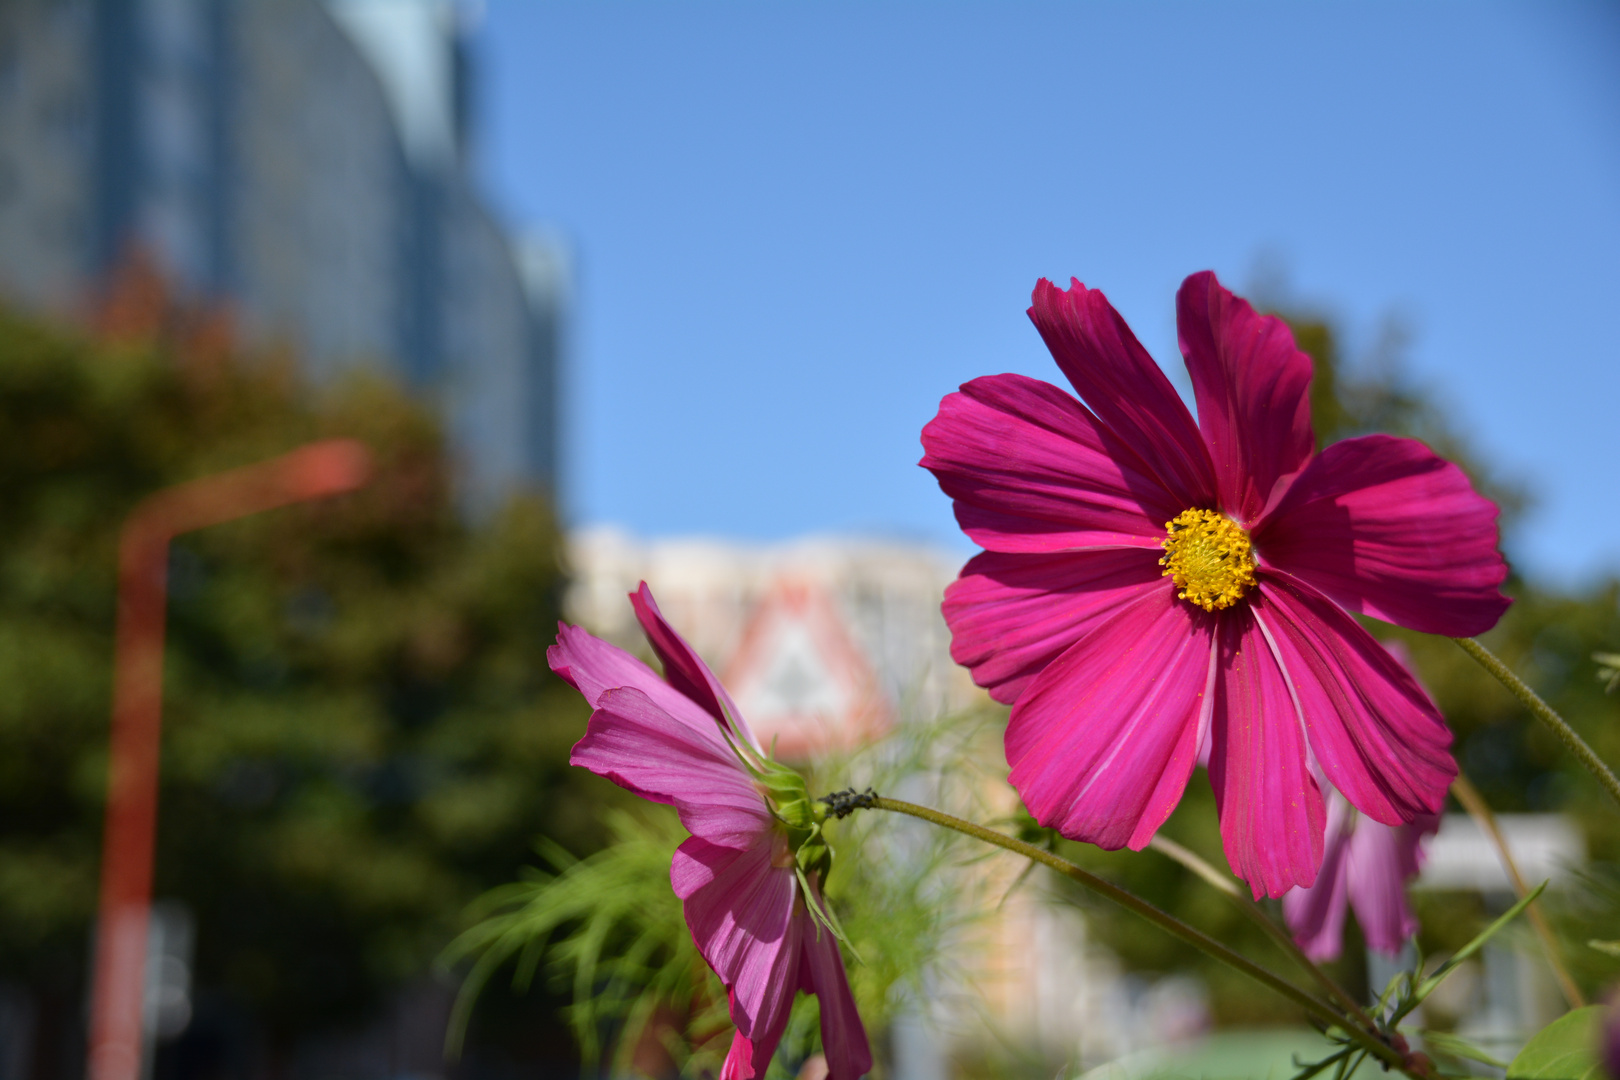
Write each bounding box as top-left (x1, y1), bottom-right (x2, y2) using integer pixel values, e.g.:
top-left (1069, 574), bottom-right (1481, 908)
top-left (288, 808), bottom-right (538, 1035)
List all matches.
top-left (1282, 784), bottom-right (1438, 962)
top-left (921, 271), bottom-right (1509, 898)
top-left (549, 584), bottom-right (872, 1080)
top-left (1284, 640), bottom-right (1440, 961)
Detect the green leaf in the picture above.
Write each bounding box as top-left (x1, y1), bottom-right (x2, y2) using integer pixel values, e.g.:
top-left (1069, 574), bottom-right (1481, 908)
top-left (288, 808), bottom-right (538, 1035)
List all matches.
top-left (1588, 939), bottom-right (1620, 960)
top-left (1421, 1029), bottom-right (1507, 1068)
top-left (1287, 1046), bottom-right (1352, 1080)
top-left (1595, 652), bottom-right (1620, 693)
top-left (1411, 880), bottom-right (1547, 1007)
top-left (1506, 1006), bottom-right (1607, 1079)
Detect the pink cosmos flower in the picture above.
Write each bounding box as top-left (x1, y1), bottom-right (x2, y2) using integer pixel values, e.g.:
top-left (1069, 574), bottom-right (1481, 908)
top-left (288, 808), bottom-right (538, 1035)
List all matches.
top-left (548, 583), bottom-right (872, 1080)
top-left (1282, 785), bottom-right (1439, 961)
top-left (920, 272), bottom-right (1508, 898)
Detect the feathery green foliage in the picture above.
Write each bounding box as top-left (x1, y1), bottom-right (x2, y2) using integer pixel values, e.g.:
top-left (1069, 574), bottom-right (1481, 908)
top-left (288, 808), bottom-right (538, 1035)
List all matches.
top-left (442, 810), bottom-right (726, 1075)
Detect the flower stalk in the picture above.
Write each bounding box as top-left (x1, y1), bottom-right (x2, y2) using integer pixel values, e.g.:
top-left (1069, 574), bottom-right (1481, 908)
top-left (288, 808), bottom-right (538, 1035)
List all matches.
top-left (845, 793), bottom-right (1425, 1077)
top-left (1453, 636), bottom-right (1620, 808)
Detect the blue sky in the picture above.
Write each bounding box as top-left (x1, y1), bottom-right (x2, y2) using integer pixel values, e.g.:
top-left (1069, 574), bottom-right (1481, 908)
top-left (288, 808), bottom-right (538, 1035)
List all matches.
top-left (473, 1), bottom-right (1620, 589)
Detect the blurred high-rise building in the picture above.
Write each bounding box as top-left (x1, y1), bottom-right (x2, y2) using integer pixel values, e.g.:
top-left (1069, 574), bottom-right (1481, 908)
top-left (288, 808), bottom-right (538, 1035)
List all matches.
top-left (0, 0), bottom-right (561, 510)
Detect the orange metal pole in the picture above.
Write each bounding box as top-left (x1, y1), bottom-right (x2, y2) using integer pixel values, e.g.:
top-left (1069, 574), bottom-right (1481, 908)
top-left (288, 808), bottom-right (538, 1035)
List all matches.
top-left (86, 440), bottom-right (371, 1080)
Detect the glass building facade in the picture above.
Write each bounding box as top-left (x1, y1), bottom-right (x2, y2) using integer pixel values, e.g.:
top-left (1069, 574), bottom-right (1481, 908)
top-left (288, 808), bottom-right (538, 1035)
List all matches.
top-left (0, 0), bottom-right (561, 509)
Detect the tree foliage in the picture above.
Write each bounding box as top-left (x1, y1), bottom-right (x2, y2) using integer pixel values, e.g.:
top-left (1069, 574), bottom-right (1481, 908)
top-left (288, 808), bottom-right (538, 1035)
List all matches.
top-left (0, 272), bottom-right (602, 1044)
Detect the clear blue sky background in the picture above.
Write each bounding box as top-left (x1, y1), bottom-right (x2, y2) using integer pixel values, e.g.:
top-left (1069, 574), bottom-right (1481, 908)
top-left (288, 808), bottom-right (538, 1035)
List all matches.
top-left (473, 1), bottom-right (1620, 589)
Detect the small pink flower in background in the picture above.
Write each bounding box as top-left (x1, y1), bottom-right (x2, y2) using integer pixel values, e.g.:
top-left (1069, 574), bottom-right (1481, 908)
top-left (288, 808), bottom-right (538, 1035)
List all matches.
top-left (550, 584), bottom-right (872, 1080)
top-left (1283, 640), bottom-right (1440, 961)
top-left (921, 271), bottom-right (1509, 898)
top-left (1282, 785), bottom-right (1439, 961)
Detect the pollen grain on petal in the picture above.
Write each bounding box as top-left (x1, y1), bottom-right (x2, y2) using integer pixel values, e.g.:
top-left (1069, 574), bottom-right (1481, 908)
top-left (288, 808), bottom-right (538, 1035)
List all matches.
top-left (1159, 508), bottom-right (1257, 612)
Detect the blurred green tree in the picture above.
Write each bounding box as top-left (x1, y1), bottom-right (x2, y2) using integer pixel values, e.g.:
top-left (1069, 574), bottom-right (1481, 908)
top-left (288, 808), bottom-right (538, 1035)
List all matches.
top-left (0, 263), bottom-right (605, 1063)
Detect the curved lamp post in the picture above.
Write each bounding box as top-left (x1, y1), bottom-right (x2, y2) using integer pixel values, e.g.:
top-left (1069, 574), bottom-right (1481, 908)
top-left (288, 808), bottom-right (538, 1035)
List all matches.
top-left (87, 440), bottom-right (372, 1080)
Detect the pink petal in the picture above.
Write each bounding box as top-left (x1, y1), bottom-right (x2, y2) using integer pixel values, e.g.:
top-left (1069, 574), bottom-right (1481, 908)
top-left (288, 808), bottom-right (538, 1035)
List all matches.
top-left (572, 687), bottom-right (770, 848)
top-left (1281, 791), bottom-right (1355, 961)
top-left (720, 1029), bottom-right (759, 1080)
top-left (630, 583), bottom-right (764, 752)
top-left (1255, 434), bottom-right (1510, 636)
top-left (549, 622), bottom-right (721, 734)
top-left (721, 1015), bottom-right (795, 1080)
top-left (1005, 584), bottom-right (1214, 850)
top-left (672, 835), bottom-right (803, 1045)
top-left (798, 885), bottom-right (873, 1080)
top-left (920, 374), bottom-right (1182, 553)
top-left (1028, 278), bottom-right (1216, 510)
top-left (1175, 271), bottom-right (1315, 523)
top-left (943, 549), bottom-right (1166, 704)
top-left (1346, 814), bottom-right (1437, 956)
top-left (1209, 609), bottom-right (1326, 898)
top-left (1254, 573), bottom-right (1456, 827)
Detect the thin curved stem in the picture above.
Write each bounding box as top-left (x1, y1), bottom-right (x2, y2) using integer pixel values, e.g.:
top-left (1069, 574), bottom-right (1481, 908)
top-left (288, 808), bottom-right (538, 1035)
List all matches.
top-left (1147, 836), bottom-right (1374, 1029)
top-left (867, 796), bottom-right (1418, 1076)
top-left (1449, 773), bottom-right (1584, 1008)
top-left (1454, 636), bottom-right (1620, 808)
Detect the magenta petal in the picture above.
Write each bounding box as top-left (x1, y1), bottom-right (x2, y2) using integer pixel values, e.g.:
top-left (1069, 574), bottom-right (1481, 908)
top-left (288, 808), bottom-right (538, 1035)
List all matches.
top-left (1281, 794), bottom-right (1355, 961)
top-left (1345, 814), bottom-right (1436, 956)
top-left (799, 887), bottom-right (873, 1080)
top-left (573, 688), bottom-right (770, 848)
top-left (630, 583), bottom-right (763, 752)
top-left (721, 1009), bottom-right (797, 1080)
top-left (944, 549), bottom-right (1166, 704)
top-left (1176, 271), bottom-right (1315, 523)
top-left (1006, 585), bottom-right (1213, 850)
top-left (1027, 278), bottom-right (1216, 509)
top-left (719, 981), bottom-right (801, 1080)
top-left (1209, 609), bottom-right (1326, 898)
top-left (672, 835), bottom-right (802, 1044)
top-left (1255, 434), bottom-right (1510, 636)
top-left (920, 374), bottom-right (1182, 552)
top-left (549, 622), bottom-right (722, 734)
top-left (720, 1028), bottom-right (764, 1080)
top-left (1254, 574), bottom-right (1456, 826)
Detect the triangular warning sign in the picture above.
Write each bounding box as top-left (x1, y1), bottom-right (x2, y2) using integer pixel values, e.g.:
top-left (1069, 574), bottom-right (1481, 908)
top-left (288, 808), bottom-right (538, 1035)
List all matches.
top-left (722, 578), bottom-right (889, 759)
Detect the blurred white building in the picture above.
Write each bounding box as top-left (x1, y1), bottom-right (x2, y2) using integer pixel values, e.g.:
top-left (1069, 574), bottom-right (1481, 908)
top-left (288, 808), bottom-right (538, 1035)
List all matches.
top-left (0, 0), bottom-right (562, 510)
top-left (1410, 812), bottom-right (1585, 1055)
top-left (567, 525), bottom-right (983, 753)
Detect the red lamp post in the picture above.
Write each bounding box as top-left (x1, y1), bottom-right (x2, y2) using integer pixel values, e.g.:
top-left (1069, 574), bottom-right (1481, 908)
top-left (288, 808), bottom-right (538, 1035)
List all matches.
top-left (86, 440), bottom-right (371, 1080)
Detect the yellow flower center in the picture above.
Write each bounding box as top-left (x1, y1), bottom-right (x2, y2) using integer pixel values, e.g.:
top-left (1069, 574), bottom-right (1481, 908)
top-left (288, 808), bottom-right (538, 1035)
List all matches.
top-left (1159, 509), bottom-right (1256, 612)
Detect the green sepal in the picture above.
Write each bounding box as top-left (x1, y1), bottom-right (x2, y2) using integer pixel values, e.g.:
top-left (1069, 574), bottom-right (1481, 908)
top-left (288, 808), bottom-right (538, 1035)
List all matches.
top-left (794, 860), bottom-right (861, 964)
top-left (755, 758), bottom-right (815, 847)
top-left (797, 830), bottom-right (832, 883)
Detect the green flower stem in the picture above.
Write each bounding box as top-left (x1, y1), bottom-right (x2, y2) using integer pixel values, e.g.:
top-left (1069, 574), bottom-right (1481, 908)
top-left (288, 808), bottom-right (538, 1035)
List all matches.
top-left (867, 796), bottom-right (1417, 1076)
top-left (1449, 773), bottom-right (1585, 1008)
top-left (1147, 835), bottom-right (1375, 1029)
top-left (1454, 636), bottom-right (1620, 808)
